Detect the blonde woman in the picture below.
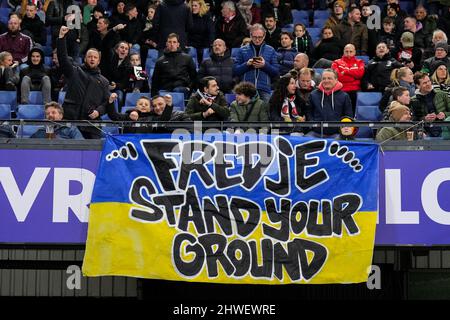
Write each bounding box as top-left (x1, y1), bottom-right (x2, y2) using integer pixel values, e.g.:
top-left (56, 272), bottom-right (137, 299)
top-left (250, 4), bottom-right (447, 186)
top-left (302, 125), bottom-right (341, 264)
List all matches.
top-left (431, 62), bottom-right (450, 98)
top-left (188, 0), bottom-right (215, 63)
top-left (379, 66), bottom-right (415, 112)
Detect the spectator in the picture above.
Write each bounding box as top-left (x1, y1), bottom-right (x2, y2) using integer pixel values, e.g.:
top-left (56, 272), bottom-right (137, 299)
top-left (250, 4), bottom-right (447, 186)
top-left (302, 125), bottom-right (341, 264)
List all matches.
top-left (0, 15), bottom-right (32, 66)
top-left (186, 76), bottom-right (230, 121)
top-left (296, 67), bottom-right (316, 106)
top-left (381, 0), bottom-right (407, 22)
top-left (380, 66), bottom-right (415, 113)
top-left (360, 3), bottom-right (378, 57)
top-left (198, 38), bottom-right (234, 94)
top-left (377, 17), bottom-right (397, 52)
top-left (269, 73), bottom-right (306, 124)
top-left (363, 42), bottom-right (403, 92)
top-left (263, 13), bottom-right (281, 50)
top-left (411, 72), bottom-right (450, 137)
top-left (414, 4), bottom-right (437, 36)
top-left (88, 17), bottom-right (122, 59)
top-left (49, 49), bottom-right (65, 101)
top-left (233, 23), bottom-right (279, 102)
top-left (292, 23), bottom-right (313, 56)
top-left (118, 4), bottom-right (143, 53)
top-left (0, 51), bottom-right (17, 91)
top-left (139, 4), bottom-right (159, 58)
top-left (21, 3), bottom-right (46, 46)
top-left (154, 0), bottom-right (193, 50)
top-left (324, 0), bottom-right (346, 35)
top-left (331, 44), bottom-right (365, 110)
top-left (188, 0), bottom-right (215, 64)
top-left (277, 31), bottom-right (296, 75)
top-left (215, 1), bottom-right (248, 49)
top-left (381, 85), bottom-right (413, 120)
top-left (151, 33), bottom-right (197, 97)
top-left (236, 0), bottom-right (261, 28)
top-left (438, 6), bottom-right (450, 36)
top-left (422, 29), bottom-right (448, 62)
top-left (306, 68), bottom-right (353, 137)
top-left (20, 47), bottom-right (51, 104)
top-left (400, 15), bottom-right (430, 51)
top-left (421, 42), bottom-right (450, 75)
top-left (384, 3), bottom-right (405, 33)
top-left (57, 26), bottom-right (110, 139)
top-left (31, 102), bottom-right (85, 139)
top-left (391, 31), bottom-right (422, 72)
top-left (81, 0), bottom-right (97, 26)
top-left (335, 6), bottom-right (368, 55)
top-left (312, 26), bottom-right (344, 68)
top-left (110, 1), bottom-right (127, 27)
top-left (104, 41), bottom-right (132, 105)
top-left (431, 62), bottom-right (450, 98)
top-left (261, 0), bottom-right (292, 28)
top-left (376, 101), bottom-right (412, 142)
top-left (230, 81), bottom-right (269, 122)
top-left (86, 5), bottom-right (105, 34)
top-left (128, 53), bottom-right (149, 93)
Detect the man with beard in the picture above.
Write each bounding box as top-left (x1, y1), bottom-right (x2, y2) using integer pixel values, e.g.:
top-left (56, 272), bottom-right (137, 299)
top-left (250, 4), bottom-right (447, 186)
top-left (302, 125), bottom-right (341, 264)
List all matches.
top-left (0, 15), bottom-right (32, 66)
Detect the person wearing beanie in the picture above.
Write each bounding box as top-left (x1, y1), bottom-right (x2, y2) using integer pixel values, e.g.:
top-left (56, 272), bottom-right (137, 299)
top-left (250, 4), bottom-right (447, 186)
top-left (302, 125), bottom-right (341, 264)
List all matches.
top-left (376, 101), bottom-right (412, 141)
top-left (324, 0), bottom-right (346, 35)
top-left (431, 62), bottom-right (450, 99)
top-left (19, 47), bottom-right (51, 104)
top-left (339, 116), bottom-right (358, 140)
top-left (421, 42), bottom-right (450, 75)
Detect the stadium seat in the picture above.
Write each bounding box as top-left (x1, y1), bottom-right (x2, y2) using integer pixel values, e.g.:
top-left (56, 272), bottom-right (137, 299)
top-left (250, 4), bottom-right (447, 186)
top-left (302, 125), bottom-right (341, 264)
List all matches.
top-left (231, 48), bottom-right (240, 59)
top-left (314, 68), bottom-right (324, 76)
top-left (292, 10), bottom-right (309, 25)
top-left (44, 56), bottom-right (52, 66)
top-left (356, 92), bottom-right (382, 107)
top-left (202, 48), bottom-right (210, 61)
top-left (355, 126), bottom-right (374, 139)
top-left (307, 28), bottom-right (321, 44)
top-left (186, 46), bottom-right (198, 69)
top-left (0, 104), bottom-right (11, 119)
top-left (147, 49), bottom-right (159, 61)
top-left (312, 18), bottom-right (327, 28)
top-left (355, 105), bottom-right (382, 121)
top-left (281, 24), bottom-right (294, 33)
top-left (356, 55), bottom-right (369, 64)
top-left (28, 91), bottom-right (43, 105)
top-left (158, 91), bottom-right (185, 111)
top-left (313, 10), bottom-right (329, 20)
top-left (0, 91), bottom-right (17, 110)
top-left (16, 104), bottom-right (45, 119)
top-left (121, 106), bottom-right (135, 113)
top-left (225, 93), bottom-right (236, 105)
top-left (16, 125), bottom-right (44, 138)
top-left (42, 46), bottom-right (53, 56)
top-left (124, 92), bottom-right (151, 108)
top-left (402, 1), bottom-right (415, 14)
top-left (58, 91), bottom-right (66, 105)
top-left (101, 114), bottom-right (120, 135)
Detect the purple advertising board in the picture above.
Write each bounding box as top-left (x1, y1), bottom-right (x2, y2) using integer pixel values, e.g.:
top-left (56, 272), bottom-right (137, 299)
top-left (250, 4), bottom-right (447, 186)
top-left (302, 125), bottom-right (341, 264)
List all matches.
top-left (0, 148), bottom-right (450, 245)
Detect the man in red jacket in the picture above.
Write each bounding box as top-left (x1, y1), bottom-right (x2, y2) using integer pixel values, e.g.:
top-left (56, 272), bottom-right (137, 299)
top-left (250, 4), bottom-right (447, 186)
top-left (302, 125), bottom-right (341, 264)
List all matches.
top-left (0, 15), bottom-right (32, 66)
top-left (331, 43), bottom-right (365, 112)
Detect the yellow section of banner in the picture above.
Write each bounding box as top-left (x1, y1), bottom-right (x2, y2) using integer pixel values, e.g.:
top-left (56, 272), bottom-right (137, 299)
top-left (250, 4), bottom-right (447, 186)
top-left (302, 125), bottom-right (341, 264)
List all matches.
top-left (83, 202), bottom-right (377, 284)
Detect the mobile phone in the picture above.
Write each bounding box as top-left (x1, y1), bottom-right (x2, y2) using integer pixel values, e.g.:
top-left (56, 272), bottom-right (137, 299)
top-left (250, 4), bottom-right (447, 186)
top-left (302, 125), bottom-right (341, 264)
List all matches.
top-left (254, 56), bottom-right (262, 61)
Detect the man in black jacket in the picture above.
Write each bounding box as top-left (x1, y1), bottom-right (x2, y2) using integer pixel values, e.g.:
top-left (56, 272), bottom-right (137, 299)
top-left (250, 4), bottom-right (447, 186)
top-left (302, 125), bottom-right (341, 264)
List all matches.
top-left (198, 39), bottom-right (234, 93)
top-left (151, 33), bottom-right (197, 97)
top-left (186, 76), bottom-right (230, 121)
top-left (21, 3), bottom-right (46, 46)
top-left (57, 26), bottom-right (110, 139)
top-left (215, 1), bottom-right (248, 49)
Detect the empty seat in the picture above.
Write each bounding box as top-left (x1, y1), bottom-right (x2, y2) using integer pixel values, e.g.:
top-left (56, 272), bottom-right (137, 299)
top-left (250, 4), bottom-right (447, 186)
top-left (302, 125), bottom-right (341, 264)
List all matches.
top-left (356, 92), bottom-right (382, 107)
top-left (355, 126), bottom-right (374, 139)
top-left (0, 91), bottom-right (17, 110)
top-left (292, 10), bottom-right (309, 25)
top-left (313, 10), bottom-right (329, 20)
top-left (202, 48), bottom-right (210, 61)
top-left (307, 28), bottom-right (321, 44)
top-left (158, 91), bottom-right (185, 111)
top-left (16, 104), bottom-right (45, 119)
top-left (16, 125), bottom-right (44, 138)
top-left (225, 93), bottom-right (236, 105)
top-left (355, 105), bottom-right (382, 121)
top-left (312, 18), bottom-right (327, 28)
top-left (281, 24), bottom-right (294, 33)
top-left (0, 104), bottom-right (11, 119)
top-left (28, 91), bottom-right (43, 105)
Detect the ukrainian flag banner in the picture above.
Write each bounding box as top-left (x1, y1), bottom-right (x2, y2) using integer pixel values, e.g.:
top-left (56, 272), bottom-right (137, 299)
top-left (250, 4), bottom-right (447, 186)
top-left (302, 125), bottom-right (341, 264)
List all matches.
top-left (83, 134), bottom-right (379, 284)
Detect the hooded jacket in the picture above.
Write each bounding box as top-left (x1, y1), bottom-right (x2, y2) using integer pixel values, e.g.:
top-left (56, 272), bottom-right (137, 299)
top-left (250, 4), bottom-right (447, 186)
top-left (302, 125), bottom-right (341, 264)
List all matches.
top-left (233, 43), bottom-right (280, 94)
top-left (363, 53), bottom-right (403, 92)
top-left (335, 19), bottom-right (368, 55)
top-left (198, 51), bottom-right (234, 93)
top-left (312, 37), bottom-right (344, 63)
top-left (277, 47), bottom-right (297, 75)
top-left (230, 95), bottom-right (269, 122)
top-left (306, 81), bottom-right (353, 135)
top-left (151, 48), bottom-right (197, 96)
top-left (331, 55), bottom-right (365, 92)
top-left (20, 47), bottom-right (50, 84)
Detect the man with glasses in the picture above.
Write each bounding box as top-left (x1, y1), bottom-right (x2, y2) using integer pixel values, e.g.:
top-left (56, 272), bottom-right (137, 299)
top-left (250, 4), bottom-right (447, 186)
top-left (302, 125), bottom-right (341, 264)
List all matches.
top-left (233, 23), bottom-right (279, 102)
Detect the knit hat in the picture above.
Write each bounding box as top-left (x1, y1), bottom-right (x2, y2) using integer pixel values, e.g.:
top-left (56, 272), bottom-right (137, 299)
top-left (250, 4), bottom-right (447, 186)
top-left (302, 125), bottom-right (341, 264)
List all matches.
top-left (430, 60), bottom-right (448, 76)
top-left (400, 32), bottom-right (414, 48)
top-left (388, 101), bottom-right (410, 121)
top-left (334, 0), bottom-right (346, 9)
top-left (435, 42), bottom-right (449, 53)
top-left (340, 116), bottom-right (358, 137)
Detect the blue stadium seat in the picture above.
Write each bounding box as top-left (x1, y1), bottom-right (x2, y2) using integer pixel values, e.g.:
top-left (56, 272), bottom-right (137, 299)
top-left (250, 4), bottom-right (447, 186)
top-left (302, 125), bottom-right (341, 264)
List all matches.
top-left (58, 91), bottom-right (66, 105)
top-left (100, 114), bottom-right (120, 135)
top-left (124, 92), bottom-right (151, 108)
top-left (147, 49), bottom-right (159, 61)
top-left (186, 46), bottom-right (198, 69)
top-left (202, 48), bottom-right (210, 61)
top-left (0, 104), bottom-right (11, 119)
top-left (16, 104), bottom-right (45, 119)
top-left (292, 10), bottom-right (309, 25)
top-left (314, 68), bottom-right (324, 76)
top-left (313, 10), bottom-right (329, 20)
top-left (158, 91), bottom-right (185, 111)
top-left (225, 93), bottom-right (236, 105)
top-left (402, 1), bottom-right (415, 14)
top-left (307, 28), bottom-right (321, 44)
top-left (355, 105), bottom-right (382, 121)
top-left (16, 125), bottom-right (44, 138)
top-left (42, 46), bottom-right (53, 56)
top-left (281, 24), bottom-right (294, 33)
top-left (355, 126), bottom-right (374, 139)
top-left (356, 92), bottom-right (382, 107)
top-left (28, 91), bottom-right (43, 105)
top-left (231, 48), bottom-right (240, 59)
top-left (312, 18), bottom-right (327, 28)
top-left (0, 91), bottom-right (17, 110)
top-left (121, 106), bottom-right (135, 113)
top-left (356, 55), bottom-right (369, 64)
top-left (44, 56), bottom-right (52, 66)
top-left (145, 57), bottom-right (154, 74)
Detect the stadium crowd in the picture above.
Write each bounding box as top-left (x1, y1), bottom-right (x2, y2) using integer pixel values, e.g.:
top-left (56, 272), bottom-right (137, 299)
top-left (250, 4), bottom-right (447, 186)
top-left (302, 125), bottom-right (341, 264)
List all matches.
top-left (0, 0), bottom-right (450, 140)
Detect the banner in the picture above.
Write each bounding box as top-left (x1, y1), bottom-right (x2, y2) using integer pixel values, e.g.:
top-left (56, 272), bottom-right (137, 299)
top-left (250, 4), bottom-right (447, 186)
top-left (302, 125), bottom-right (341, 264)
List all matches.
top-left (82, 134), bottom-right (379, 284)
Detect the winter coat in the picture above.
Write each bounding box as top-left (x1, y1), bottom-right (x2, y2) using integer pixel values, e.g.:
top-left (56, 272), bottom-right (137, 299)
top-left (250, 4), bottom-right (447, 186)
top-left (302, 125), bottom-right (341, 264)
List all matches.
top-left (277, 47), bottom-right (297, 75)
top-left (261, 3), bottom-right (292, 27)
top-left (233, 43), bottom-right (280, 94)
top-left (269, 90), bottom-right (306, 122)
top-left (151, 49), bottom-right (197, 96)
top-left (230, 96), bottom-right (269, 122)
top-left (0, 32), bottom-right (32, 63)
top-left (312, 37), bottom-right (344, 63)
top-left (154, 0), bottom-right (193, 49)
top-left (56, 37), bottom-right (110, 121)
top-left (264, 27), bottom-right (282, 50)
top-left (411, 89), bottom-right (450, 120)
top-left (422, 57), bottom-right (450, 75)
top-left (376, 126), bottom-right (407, 142)
top-left (188, 12), bottom-right (215, 49)
top-left (198, 51), bottom-right (235, 93)
top-left (21, 15), bottom-right (46, 45)
top-left (185, 91), bottom-right (230, 121)
top-left (293, 32), bottom-right (313, 56)
top-left (103, 53), bottom-right (132, 91)
top-left (391, 45), bottom-right (423, 72)
top-left (335, 20), bottom-right (369, 55)
top-left (215, 13), bottom-right (248, 49)
top-left (20, 47), bottom-right (50, 85)
top-left (119, 17), bottom-right (143, 45)
top-left (331, 56), bottom-right (365, 92)
top-left (362, 54), bottom-right (403, 92)
top-left (306, 81), bottom-right (353, 135)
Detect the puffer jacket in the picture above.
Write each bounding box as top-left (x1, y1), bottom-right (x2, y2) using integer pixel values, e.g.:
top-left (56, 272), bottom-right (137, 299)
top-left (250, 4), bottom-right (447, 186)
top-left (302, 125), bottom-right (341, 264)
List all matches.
top-left (198, 51), bottom-right (234, 93)
top-left (362, 53), bottom-right (403, 92)
top-left (233, 43), bottom-right (280, 94)
top-left (331, 56), bottom-right (365, 92)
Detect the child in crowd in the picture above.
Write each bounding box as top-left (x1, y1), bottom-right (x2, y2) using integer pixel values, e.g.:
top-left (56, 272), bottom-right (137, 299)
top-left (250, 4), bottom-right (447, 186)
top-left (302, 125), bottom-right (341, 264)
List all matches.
top-left (377, 17), bottom-right (396, 52)
top-left (293, 23), bottom-right (313, 56)
top-left (128, 53), bottom-right (149, 93)
top-left (277, 32), bottom-right (296, 75)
